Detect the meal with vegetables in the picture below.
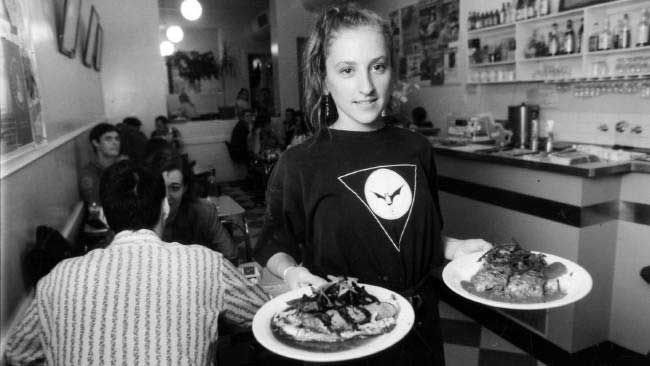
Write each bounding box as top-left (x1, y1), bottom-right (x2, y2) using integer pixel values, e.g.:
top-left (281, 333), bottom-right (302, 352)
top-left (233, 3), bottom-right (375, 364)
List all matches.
top-left (271, 278), bottom-right (400, 350)
top-left (461, 243), bottom-right (568, 303)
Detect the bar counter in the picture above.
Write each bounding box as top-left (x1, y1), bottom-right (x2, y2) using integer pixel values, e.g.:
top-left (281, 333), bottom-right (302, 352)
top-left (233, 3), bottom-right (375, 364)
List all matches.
top-left (431, 139), bottom-right (650, 354)
top-left (432, 143), bottom-right (650, 178)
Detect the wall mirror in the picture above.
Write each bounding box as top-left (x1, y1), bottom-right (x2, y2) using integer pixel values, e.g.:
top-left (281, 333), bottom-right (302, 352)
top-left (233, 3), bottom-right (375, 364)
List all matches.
top-left (93, 24), bottom-right (103, 71)
top-left (83, 5), bottom-right (99, 68)
top-left (57, 0), bottom-right (82, 58)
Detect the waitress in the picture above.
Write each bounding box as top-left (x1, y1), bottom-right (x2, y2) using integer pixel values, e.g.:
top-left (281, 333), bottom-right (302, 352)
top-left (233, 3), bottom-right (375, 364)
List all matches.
top-left (254, 4), bottom-right (491, 365)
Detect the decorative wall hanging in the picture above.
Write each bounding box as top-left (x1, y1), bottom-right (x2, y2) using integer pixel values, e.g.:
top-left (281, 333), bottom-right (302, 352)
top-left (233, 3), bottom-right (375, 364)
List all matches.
top-left (57, 0), bottom-right (82, 58)
top-left (82, 5), bottom-right (98, 68)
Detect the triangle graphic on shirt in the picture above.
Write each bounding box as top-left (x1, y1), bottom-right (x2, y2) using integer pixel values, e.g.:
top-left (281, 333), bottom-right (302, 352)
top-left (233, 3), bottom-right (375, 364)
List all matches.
top-left (338, 164), bottom-right (417, 252)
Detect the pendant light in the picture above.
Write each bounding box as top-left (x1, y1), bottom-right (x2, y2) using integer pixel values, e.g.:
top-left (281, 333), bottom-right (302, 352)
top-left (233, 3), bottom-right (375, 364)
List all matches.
top-left (160, 41), bottom-right (175, 56)
top-left (180, 0), bottom-right (202, 21)
top-left (166, 25), bottom-right (184, 43)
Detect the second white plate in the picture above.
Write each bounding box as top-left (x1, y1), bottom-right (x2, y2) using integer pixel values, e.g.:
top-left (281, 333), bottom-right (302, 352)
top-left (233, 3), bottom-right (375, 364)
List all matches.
top-left (442, 251), bottom-right (593, 310)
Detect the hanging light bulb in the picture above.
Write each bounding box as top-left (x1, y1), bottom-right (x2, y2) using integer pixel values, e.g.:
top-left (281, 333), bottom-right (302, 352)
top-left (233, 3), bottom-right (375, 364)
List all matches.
top-left (166, 25), bottom-right (184, 43)
top-left (180, 0), bottom-right (202, 21)
top-left (160, 41), bottom-right (175, 56)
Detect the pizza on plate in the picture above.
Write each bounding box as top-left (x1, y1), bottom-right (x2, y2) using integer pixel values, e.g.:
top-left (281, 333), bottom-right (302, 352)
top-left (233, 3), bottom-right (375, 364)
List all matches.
top-left (271, 278), bottom-right (400, 347)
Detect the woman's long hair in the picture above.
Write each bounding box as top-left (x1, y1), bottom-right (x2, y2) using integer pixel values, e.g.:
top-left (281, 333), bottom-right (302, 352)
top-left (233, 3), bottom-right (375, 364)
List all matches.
top-left (302, 4), bottom-right (393, 137)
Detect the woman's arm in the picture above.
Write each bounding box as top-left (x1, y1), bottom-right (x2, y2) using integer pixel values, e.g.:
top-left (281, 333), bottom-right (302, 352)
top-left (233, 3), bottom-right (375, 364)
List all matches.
top-left (266, 252), bottom-right (327, 289)
top-left (443, 236), bottom-right (492, 261)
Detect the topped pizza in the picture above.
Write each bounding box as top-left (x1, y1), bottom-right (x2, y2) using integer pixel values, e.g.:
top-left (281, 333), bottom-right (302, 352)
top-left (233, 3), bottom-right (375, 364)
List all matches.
top-left (271, 278), bottom-right (400, 348)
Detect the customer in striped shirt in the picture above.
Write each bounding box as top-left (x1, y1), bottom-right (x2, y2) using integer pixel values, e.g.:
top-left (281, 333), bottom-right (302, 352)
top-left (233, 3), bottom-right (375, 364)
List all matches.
top-left (4, 160), bottom-right (270, 365)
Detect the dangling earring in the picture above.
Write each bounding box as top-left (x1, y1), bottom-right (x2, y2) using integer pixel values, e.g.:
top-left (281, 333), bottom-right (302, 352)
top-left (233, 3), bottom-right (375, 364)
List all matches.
top-left (381, 109), bottom-right (387, 117)
top-left (324, 94), bottom-right (330, 120)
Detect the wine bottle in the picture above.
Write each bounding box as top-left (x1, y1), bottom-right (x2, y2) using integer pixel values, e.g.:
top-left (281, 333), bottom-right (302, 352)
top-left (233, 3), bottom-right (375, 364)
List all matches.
top-left (621, 14), bottom-right (631, 48)
top-left (564, 19), bottom-right (575, 54)
top-left (637, 9), bottom-right (649, 47)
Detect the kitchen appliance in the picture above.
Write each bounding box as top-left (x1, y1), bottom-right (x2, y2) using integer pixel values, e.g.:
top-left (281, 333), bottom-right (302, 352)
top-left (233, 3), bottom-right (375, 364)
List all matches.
top-left (507, 103), bottom-right (540, 149)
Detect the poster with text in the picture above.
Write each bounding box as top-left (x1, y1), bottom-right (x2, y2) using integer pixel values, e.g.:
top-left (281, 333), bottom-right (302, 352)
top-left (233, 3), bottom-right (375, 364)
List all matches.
top-left (1, 0), bottom-right (44, 157)
top-left (400, 4), bottom-right (420, 81)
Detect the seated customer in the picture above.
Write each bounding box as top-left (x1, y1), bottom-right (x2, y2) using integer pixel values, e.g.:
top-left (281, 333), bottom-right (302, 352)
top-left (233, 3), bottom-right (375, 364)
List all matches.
top-left (116, 116), bottom-right (148, 163)
top-left (156, 156), bottom-right (239, 264)
top-left (4, 160), bottom-right (269, 365)
top-left (229, 108), bottom-right (255, 165)
top-left (151, 115), bottom-right (182, 151)
top-left (411, 106), bottom-right (434, 128)
top-left (79, 123), bottom-right (123, 205)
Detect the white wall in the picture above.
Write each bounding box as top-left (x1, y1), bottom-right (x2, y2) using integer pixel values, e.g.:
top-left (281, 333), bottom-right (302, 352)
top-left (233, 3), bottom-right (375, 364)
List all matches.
top-left (99, 0), bottom-right (166, 135)
top-left (270, 0), bottom-right (316, 114)
top-left (23, 0), bottom-right (106, 141)
top-left (1, 0), bottom-right (164, 338)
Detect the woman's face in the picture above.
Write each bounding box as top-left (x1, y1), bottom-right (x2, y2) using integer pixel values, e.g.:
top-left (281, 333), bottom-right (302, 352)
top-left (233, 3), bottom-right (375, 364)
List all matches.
top-left (162, 169), bottom-right (185, 216)
top-left (324, 26), bottom-right (391, 131)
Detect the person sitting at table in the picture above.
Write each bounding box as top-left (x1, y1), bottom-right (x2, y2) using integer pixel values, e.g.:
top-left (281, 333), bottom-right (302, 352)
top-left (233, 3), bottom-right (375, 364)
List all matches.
top-left (229, 108), bottom-right (255, 166)
top-left (176, 92), bottom-right (199, 120)
top-left (250, 111), bottom-right (282, 159)
top-left (287, 111), bottom-right (311, 148)
top-left (153, 154), bottom-right (239, 264)
top-left (116, 116), bottom-right (148, 163)
top-left (4, 160), bottom-right (269, 365)
top-left (79, 122), bottom-right (124, 206)
top-left (234, 88), bottom-right (251, 116)
top-left (282, 108), bottom-right (296, 148)
top-left (411, 106), bottom-right (434, 128)
top-left (151, 115), bottom-right (182, 151)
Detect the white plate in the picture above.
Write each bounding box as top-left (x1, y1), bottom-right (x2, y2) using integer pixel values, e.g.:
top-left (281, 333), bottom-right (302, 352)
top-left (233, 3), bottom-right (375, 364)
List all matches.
top-left (252, 284), bottom-right (415, 363)
top-left (442, 251), bottom-right (593, 310)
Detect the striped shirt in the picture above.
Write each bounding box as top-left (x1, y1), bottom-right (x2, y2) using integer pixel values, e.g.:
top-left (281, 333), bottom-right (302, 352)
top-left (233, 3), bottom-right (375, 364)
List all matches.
top-left (5, 229), bottom-right (269, 365)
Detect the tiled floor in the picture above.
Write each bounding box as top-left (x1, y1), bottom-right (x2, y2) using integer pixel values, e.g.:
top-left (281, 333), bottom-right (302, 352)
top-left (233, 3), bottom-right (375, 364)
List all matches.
top-left (217, 181), bottom-right (546, 366)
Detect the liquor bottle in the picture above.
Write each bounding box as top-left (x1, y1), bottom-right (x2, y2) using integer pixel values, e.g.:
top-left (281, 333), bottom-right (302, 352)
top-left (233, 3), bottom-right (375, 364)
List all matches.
top-left (589, 22), bottom-right (599, 52)
top-left (501, 3), bottom-right (507, 24)
top-left (620, 14), bottom-right (631, 48)
top-left (577, 17), bottom-right (584, 53)
top-left (527, 0), bottom-right (537, 19)
top-left (516, 0), bottom-right (525, 21)
top-left (612, 19), bottom-right (621, 49)
top-left (549, 22), bottom-right (559, 56)
top-left (507, 2), bottom-right (513, 23)
top-left (564, 19), bottom-right (575, 54)
top-left (538, 0), bottom-right (549, 17)
top-left (637, 9), bottom-right (649, 47)
top-left (599, 18), bottom-right (612, 50)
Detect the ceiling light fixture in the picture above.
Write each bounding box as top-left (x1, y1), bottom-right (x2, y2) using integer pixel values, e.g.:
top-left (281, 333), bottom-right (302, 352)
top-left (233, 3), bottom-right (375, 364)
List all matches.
top-left (180, 0), bottom-right (202, 21)
top-left (160, 41), bottom-right (175, 56)
top-left (166, 25), bottom-right (184, 43)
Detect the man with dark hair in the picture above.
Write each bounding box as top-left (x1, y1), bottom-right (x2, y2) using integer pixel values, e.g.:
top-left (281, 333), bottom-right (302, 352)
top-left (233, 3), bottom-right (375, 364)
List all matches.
top-left (79, 122), bottom-right (122, 204)
top-left (229, 108), bottom-right (255, 165)
top-left (5, 160), bottom-right (269, 365)
top-left (116, 116), bottom-right (148, 163)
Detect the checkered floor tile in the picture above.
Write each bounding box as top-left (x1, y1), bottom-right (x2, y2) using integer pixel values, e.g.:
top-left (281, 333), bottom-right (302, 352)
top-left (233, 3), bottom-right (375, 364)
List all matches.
top-left (218, 180), bottom-right (547, 365)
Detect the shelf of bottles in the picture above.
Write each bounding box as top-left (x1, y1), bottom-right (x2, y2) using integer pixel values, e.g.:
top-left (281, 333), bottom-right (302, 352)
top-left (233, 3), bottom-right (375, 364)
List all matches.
top-left (465, 0), bottom-right (650, 84)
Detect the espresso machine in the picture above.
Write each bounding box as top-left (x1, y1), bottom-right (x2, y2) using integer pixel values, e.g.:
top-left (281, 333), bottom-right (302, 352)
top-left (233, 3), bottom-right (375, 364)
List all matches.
top-left (507, 103), bottom-right (539, 149)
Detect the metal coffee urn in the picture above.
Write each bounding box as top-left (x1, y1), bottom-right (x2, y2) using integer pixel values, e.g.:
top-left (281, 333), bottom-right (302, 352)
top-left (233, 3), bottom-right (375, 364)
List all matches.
top-left (507, 103), bottom-right (540, 149)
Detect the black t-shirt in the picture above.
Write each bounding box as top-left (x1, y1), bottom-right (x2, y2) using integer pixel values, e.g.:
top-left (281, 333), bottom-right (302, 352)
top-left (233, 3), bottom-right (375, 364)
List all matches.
top-left (255, 126), bottom-right (444, 292)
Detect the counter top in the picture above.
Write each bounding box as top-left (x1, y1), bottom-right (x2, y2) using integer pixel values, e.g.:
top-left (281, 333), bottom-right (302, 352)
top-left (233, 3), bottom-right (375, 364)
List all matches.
top-left (432, 144), bottom-right (649, 178)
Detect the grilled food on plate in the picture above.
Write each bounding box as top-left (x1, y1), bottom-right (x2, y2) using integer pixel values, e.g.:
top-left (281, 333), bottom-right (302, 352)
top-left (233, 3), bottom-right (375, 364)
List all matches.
top-left (271, 278), bottom-right (400, 348)
top-left (462, 243), bottom-right (568, 303)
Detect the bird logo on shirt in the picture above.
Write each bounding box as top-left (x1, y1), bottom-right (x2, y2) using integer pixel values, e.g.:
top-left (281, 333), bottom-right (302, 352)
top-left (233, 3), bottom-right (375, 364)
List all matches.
top-left (339, 165), bottom-right (416, 251)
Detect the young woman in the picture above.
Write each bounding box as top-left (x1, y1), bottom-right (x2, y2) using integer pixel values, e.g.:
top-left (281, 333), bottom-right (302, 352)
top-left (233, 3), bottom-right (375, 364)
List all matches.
top-left (254, 5), bottom-right (491, 364)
